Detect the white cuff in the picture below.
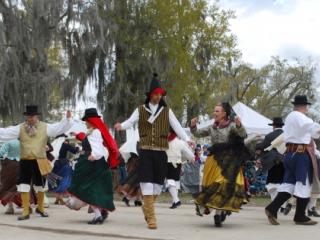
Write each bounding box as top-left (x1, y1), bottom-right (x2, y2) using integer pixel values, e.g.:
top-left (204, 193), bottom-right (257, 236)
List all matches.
top-left (140, 183), bottom-right (163, 195)
top-left (17, 184), bottom-right (31, 193)
top-left (33, 186), bottom-right (46, 192)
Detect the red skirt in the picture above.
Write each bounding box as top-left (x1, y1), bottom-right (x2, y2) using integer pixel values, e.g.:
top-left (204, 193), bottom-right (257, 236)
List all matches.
top-left (0, 159), bottom-right (21, 206)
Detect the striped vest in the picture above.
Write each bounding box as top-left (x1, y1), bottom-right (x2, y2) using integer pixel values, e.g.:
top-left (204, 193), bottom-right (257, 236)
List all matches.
top-left (138, 105), bottom-right (170, 150)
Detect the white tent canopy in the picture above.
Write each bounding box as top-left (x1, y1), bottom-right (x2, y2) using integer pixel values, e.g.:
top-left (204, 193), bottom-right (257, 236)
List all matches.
top-left (119, 127), bottom-right (140, 162)
top-left (197, 102), bottom-right (273, 135)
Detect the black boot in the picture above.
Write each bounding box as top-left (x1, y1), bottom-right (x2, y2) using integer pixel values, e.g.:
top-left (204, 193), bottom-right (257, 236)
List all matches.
top-left (265, 192), bottom-right (291, 225)
top-left (87, 216), bottom-right (104, 225)
top-left (122, 197), bottom-right (130, 207)
top-left (134, 200), bottom-right (143, 207)
top-left (101, 210), bottom-right (109, 220)
top-left (214, 215), bottom-right (222, 227)
top-left (220, 211), bottom-right (227, 223)
top-left (35, 208), bottom-right (49, 217)
top-left (221, 211), bottom-right (232, 223)
top-left (170, 201), bottom-right (181, 209)
top-left (294, 198), bottom-right (317, 225)
top-left (308, 207), bottom-right (320, 217)
top-left (283, 203), bottom-right (293, 216)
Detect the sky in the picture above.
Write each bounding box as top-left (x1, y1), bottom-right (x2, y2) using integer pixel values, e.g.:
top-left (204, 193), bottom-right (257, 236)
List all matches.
top-left (78, 0), bottom-right (320, 112)
top-left (213, 0), bottom-right (320, 71)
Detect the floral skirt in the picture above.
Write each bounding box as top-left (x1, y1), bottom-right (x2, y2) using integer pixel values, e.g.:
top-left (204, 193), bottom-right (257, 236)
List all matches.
top-left (194, 155), bottom-right (245, 213)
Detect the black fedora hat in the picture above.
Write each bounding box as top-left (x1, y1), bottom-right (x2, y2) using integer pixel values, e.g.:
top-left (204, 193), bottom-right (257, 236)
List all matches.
top-left (268, 117), bottom-right (284, 127)
top-left (81, 108), bottom-right (101, 121)
top-left (291, 95), bottom-right (311, 105)
top-left (23, 105), bottom-right (41, 116)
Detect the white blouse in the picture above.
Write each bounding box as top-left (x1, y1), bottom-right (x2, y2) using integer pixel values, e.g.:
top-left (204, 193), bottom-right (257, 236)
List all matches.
top-left (87, 129), bottom-right (109, 160)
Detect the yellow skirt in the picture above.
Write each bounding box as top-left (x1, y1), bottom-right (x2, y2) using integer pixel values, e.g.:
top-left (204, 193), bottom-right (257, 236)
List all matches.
top-left (195, 155), bottom-right (245, 212)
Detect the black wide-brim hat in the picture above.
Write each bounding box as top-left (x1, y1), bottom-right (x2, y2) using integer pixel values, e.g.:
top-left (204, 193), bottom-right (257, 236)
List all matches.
top-left (23, 105), bottom-right (41, 116)
top-left (268, 117), bottom-right (284, 126)
top-left (82, 108), bottom-right (101, 121)
top-left (291, 95), bottom-right (311, 105)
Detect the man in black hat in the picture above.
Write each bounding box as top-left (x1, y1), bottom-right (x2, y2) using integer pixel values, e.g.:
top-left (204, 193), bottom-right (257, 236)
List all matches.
top-left (265, 95), bottom-right (320, 225)
top-left (0, 105), bottom-right (73, 220)
top-left (257, 118), bottom-right (286, 209)
top-left (114, 73), bottom-right (191, 230)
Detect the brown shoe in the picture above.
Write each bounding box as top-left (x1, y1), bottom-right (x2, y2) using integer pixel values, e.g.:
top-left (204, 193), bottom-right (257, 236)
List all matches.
top-left (295, 220), bottom-right (318, 225)
top-left (18, 215), bottom-right (30, 221)
top-left (5, 207), bottom-right (14, 215)
top-left (265, 209), bottom-right (280, 225)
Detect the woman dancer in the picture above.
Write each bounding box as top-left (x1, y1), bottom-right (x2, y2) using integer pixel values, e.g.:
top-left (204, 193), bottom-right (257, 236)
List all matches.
top-left (48, 136), bottom-right (79, 205)
top-left (66, 108), bottom-right (119, 224)
top-left (191, 102), bottom-right (249, 227)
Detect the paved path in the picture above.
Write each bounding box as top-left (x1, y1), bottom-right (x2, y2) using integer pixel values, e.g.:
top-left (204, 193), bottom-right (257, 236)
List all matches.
top-left (0, 200), bottom-right (319, 240)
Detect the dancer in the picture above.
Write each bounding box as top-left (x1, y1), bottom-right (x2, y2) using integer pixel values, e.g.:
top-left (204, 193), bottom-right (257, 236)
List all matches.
top-left (256, 118), bottom-right (285, 207)
top-left (115, 73), bottom-right (191, 229)
top-left (0, 105), bottom-right (73, 220)
top-left (119, 152), bottom-right (143, 207)
top-left (265, 95), bottom-right (320, 225)
top-left (308, 196), bottom-right (320, 217)
top-left (48, 136), bottom-right (79, 205)
top-left (66, 108), bottom-right (119, 225)
top-left (0, 139), bottom-right (20, 214)
top-left (191, 102), bottom-right (249, 227)
top-left (166, 129), bottom-right (194, 209)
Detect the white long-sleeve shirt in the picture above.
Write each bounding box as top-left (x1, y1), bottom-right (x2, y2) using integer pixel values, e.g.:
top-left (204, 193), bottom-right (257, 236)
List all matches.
top-left (121, 103), bottom-right (190, 142)
top-left (0, 118), bottom-right (74, 142)
top-left (283, 111), bottom-right (320, 144)
top-left (87, 129), bottom-right (109, 160)
top-left (166, 138), bottom-right (194, 168)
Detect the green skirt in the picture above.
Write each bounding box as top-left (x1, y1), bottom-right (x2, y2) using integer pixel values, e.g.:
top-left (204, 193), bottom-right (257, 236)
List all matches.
top-left (68, 155), bottom-right (115, 211)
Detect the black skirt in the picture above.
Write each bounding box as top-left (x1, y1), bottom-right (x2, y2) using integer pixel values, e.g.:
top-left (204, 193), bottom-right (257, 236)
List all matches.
top-left (167, 163), bottom-right (182, 181)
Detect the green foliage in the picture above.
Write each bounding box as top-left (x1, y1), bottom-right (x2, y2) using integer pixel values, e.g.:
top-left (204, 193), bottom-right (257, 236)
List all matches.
top-left (216, 56), bottom-right (316, 118)
top-left (62, 0), bottom-right (239, 125)
top-left (0, 0), bottom-right (317, 127)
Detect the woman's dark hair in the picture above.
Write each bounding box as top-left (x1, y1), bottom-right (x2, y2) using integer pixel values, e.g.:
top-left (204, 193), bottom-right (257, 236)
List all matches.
top-left (219, 102), bottom-right (232, 119)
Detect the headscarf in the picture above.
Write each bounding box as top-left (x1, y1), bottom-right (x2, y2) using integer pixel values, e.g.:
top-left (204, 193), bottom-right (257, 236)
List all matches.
top-left (213, 119), bottom-right (231, 129)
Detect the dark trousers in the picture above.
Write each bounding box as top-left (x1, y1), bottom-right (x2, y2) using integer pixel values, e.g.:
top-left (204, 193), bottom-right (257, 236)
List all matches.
top-left (18, 160), bottom-right (46, 187)
top-left (167, 163), bottom-right (182, 181)
top-left (138, 149), bottom-right (168, 185)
